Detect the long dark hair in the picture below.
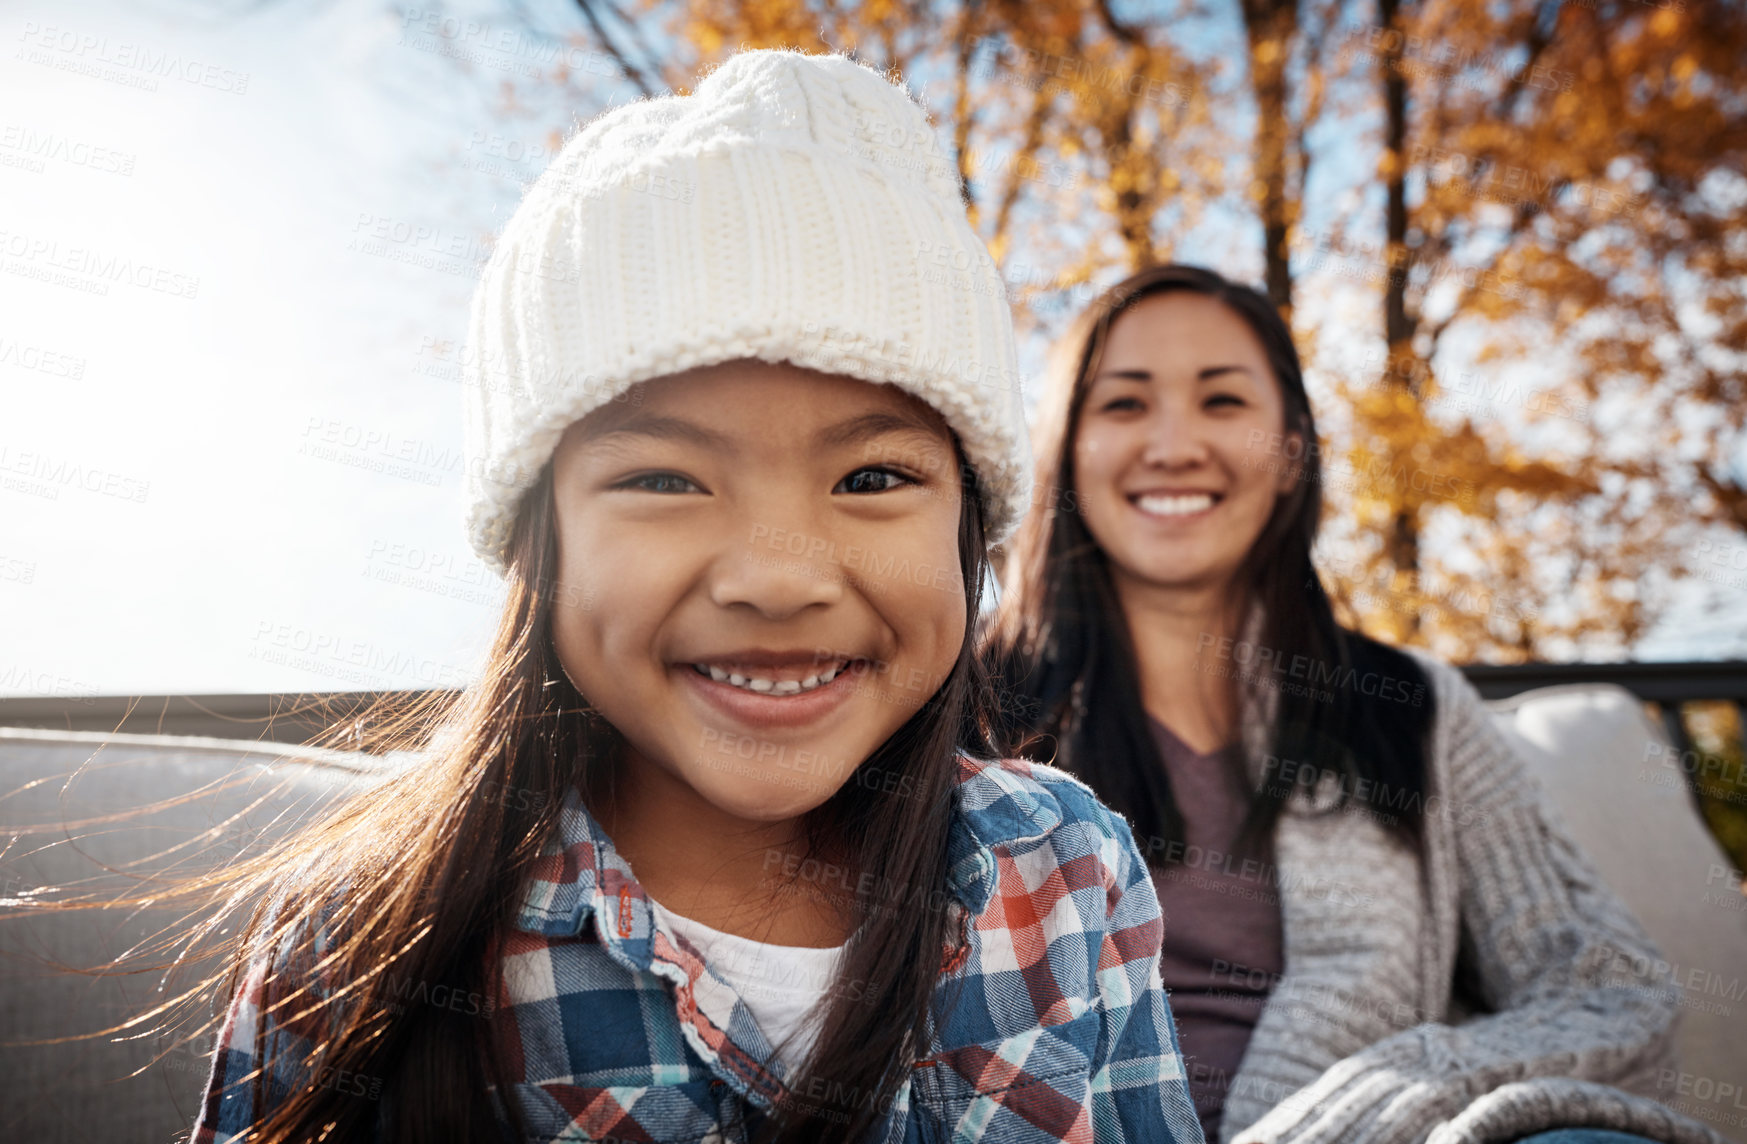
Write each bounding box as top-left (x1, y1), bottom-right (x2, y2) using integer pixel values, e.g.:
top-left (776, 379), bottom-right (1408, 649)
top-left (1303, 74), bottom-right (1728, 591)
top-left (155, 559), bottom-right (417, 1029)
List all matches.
top-left (10, 440), bottom-right (996, 1143)
top-left (981, 263), bottom-right (1434, 863)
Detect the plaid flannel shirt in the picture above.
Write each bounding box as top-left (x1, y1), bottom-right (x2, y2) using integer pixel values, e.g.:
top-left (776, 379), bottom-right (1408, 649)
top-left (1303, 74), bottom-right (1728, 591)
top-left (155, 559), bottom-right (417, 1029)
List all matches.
top-left (192, 754), bottom-right (1205, 1143)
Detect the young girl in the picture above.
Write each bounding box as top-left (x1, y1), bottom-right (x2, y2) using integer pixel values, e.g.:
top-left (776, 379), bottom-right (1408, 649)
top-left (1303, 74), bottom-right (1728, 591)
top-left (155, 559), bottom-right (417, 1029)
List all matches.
top-left (188, 50), bottom-right (1204, 1144)
top-left (981, 264), bottom-right (1726, 1144)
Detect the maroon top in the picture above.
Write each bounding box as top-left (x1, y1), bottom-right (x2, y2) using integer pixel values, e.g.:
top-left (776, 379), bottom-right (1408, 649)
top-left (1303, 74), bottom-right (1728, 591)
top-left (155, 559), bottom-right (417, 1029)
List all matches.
top-left (1146, 715), bottom-right (1285, 1142)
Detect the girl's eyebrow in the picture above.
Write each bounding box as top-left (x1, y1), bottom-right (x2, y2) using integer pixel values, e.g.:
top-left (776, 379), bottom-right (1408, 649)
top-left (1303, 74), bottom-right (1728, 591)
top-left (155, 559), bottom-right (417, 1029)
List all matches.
top-left (814, 409), bottom-right (945, 449)
top-left (577, 408), bottom-right (944, 452)
top-left (580, 413), bottom-right (734, 449)
top-left (1092, 365), bottom-right (1256, 383)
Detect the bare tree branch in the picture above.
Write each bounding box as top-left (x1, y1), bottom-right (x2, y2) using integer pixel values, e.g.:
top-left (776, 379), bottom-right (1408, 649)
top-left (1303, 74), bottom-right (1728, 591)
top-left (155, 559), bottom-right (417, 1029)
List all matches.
top-left (573, 0), bottom-right (659, 97)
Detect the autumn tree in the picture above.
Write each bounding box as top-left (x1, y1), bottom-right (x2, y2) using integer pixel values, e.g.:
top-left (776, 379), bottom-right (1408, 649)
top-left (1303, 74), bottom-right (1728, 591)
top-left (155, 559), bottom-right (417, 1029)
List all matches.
top-left (478, 0), bottom-right (1745, 664)
top-left (564, 0), bottom-right (1222, 336)
top-left (1299, 0), bottom-right (1747, 661)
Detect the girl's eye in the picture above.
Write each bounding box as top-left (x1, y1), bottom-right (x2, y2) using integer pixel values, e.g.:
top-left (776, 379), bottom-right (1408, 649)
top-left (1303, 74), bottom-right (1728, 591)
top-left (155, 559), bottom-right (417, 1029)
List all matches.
top-left (1100, 396), bottom-right (1144, 413)
top-left (835, 467), bottom-right (913, 495)
top-left (616, 471), bottom-right (698, 494)
top-left (1206, 393), bottom-right (1246, 409)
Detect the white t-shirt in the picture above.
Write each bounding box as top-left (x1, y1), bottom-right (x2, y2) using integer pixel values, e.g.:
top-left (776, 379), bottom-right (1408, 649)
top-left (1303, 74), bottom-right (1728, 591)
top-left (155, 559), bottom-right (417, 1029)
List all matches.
top-left (647, 897), bottom-right (848, 1075)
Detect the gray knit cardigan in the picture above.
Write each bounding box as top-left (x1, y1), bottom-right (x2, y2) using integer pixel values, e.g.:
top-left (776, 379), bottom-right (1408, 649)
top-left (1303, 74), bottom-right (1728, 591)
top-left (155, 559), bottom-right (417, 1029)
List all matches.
top-left (1209, 647), bottom-right (1730, 1144)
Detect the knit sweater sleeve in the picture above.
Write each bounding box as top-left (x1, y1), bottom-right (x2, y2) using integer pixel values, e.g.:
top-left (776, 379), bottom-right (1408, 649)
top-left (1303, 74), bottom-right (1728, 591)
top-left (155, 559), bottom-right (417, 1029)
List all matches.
top-left (1232, 656), bottom-right (1713, 1144)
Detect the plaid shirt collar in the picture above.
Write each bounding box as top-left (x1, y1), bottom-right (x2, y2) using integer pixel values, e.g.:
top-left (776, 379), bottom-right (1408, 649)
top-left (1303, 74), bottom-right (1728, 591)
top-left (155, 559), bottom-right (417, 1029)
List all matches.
top-left (511, 753), bottom-right (1063, 951)
top-left (194, 754), bottom-right (1201, 1142)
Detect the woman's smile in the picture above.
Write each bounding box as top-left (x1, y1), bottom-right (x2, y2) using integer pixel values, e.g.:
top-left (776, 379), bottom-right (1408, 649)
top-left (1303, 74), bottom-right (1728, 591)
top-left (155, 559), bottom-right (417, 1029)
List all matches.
top-left (1129, 489), bottom-right (1224, 522)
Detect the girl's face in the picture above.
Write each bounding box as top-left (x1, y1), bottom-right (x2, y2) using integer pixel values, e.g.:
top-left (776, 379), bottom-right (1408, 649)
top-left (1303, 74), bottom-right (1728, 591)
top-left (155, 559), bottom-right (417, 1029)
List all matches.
top-left (548, 360), bottom-right (968, 827)
top-left (1072, 292), bottom-right (1299, 599)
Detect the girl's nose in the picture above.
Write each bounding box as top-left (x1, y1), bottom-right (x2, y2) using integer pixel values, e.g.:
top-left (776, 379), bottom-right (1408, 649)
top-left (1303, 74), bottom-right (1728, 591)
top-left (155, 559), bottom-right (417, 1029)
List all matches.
top-left (708, 530), bottom-right (847, 619)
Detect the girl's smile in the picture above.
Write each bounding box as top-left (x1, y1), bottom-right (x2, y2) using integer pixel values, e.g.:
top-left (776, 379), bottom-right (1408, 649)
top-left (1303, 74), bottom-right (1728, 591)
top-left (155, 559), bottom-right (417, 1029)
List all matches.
top-left (678, 651), bottom-right (873, 730)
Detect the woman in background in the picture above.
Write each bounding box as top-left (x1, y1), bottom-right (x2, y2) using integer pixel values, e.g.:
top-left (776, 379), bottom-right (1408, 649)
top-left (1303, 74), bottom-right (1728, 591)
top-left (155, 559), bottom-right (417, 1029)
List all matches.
top-left (981, 264), bottom-right (1724, 1144)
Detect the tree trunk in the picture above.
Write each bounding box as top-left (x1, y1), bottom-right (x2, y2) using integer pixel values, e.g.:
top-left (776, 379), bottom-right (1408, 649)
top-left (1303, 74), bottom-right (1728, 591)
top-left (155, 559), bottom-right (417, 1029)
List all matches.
top-left (1376, 0), bottom-right (1423, 633)
top-left (1240, 0), bottom-right (1299, 323)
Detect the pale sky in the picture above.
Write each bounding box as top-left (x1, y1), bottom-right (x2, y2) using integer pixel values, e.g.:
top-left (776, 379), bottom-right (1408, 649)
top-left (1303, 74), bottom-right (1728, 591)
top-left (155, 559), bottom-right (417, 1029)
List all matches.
top-left (1, 0), bottom-right (565, 697)
top-left (1, 0), bottom-right (1739, 698)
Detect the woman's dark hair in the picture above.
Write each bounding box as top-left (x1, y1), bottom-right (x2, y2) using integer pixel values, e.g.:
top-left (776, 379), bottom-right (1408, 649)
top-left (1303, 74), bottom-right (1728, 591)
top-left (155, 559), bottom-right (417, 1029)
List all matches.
top-left (11, 429), bottom-right (996, 1144)
top-left (981, 263), bottom-right (1435, 863)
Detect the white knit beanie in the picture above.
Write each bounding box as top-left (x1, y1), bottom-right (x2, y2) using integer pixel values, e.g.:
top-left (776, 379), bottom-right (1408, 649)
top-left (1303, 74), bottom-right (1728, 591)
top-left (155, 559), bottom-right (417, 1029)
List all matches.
top-left (461, 47), bottom-right (1032, 575)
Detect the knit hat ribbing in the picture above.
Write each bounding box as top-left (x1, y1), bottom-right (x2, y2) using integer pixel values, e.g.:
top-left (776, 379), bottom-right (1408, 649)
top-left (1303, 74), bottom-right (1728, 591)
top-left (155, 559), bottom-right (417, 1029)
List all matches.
top-left (461, 47), bottom-right (1032, 575)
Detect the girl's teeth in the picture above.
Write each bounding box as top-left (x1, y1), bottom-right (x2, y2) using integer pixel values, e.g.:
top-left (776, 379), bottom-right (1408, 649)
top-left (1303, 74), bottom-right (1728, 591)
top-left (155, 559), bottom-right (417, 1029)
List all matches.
top-left (693, 661), bottom-right (850, 695)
